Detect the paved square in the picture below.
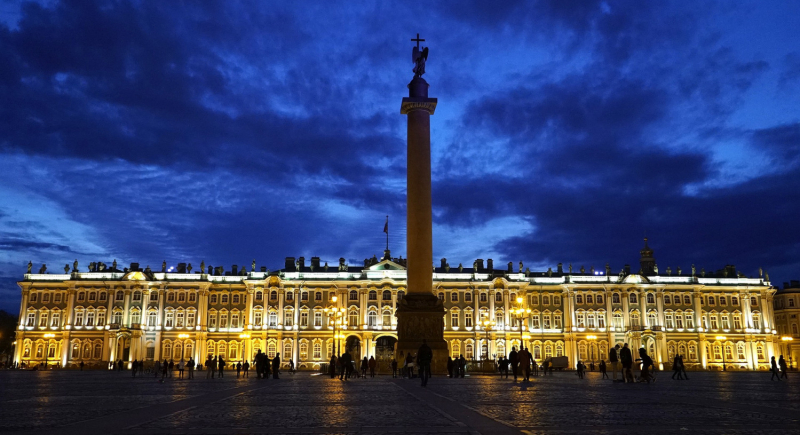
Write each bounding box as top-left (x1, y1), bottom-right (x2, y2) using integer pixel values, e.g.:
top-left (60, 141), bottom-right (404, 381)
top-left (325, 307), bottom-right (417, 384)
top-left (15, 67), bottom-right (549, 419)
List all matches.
top-left (0, 370), bottom-right (797, 434)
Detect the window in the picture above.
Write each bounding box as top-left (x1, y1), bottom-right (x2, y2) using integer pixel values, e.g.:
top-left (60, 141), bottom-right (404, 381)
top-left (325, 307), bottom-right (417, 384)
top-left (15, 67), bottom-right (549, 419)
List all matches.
top-left (221, 294), bottom-right (229, 304)
top-left (531, 295), bottom-right (539, 305)
top-left (587, 312), bottom-right (596, 328)
top-left (596, 295), bottom-right (603, 304)
top-left (149, 292), bottom-right (157, 301)
top-left (270, 291), bottom-right (277, 301)
top-left (300, 311), bottom-right (308, 327)
top-left (382, 310), bottom-right (392, 326)
top-left (665, 313), bottom-right (674, 329)
top-left (688, 344), bottom-right (697, 361)
top-left (165, 312), bottom-right (174, 328)
top-left (313, 342), bottom-right (321, 360)
top-left (256, 291), bottom-right (264, 301)
top-left (710, 315), bottom-right (718, 330)
top-left (543, 295), bottom-right (550, 305)
top-left (480, 293), bottom-right (487, 302)
top-left (189, 293), bottom-right (196, 303)
top-left (301, 291), bottom-right (309, 302)
top-left (77, 292), bottom-right (85, 302)
top-left (51, 312), bottom-right (60, 328)
top-left (789, 299), bottom-right (795, 308)
top-left (554, 313), bottom-right (562, 329)
top-left (219, 312), bottom-right (228, 328)
top-left (284, 310), bottom-right (293, 327)
top-left (316, 292), bottom-right (323, 301)
top-left (348, 310), bottom-right (358, 327)
top-left (495, 292), bottom-right (502, 302)
top-left (369, 291), bottom-right (377, 301)
top-left (116, 291), bottom-right (124, 301)
top-left (721, 315), bottom-right (730, 330)
top-left (349, 290), bottom-right (358, 301)
top-left (283, 342), bottom-right (292, 360)
top-left (368, 311), bottom-right (377, 327)
top-left (664, 295), bottom-right (671, 305)
top-left (438, 292), bottom-right (444, 301)
top-left (176, 311), bottom-right (185, 327)
top-left (93, 343), bottom-right (102, 359)
top-left (577, 312), bottom-right (585, 328)
top-left (586, 295), bottom-right (593, 304)
top-left (285, 292), bottom-right (293, 301)
top-left (630, 312), bottom-right (640, 327)
top-left (178, 292), bottom-right (186, 303)
top-left (757, 344), bottom-right (765, 361)
top-left (686, 314), bottom-right (694, 329)
top-left (75, 311), bottom-right (84, 326)
top-left (55, 293), bottom-right (63, 303)
top-left (684, 295), bottom-right (691, 305)
top-left (39, 312), bottom-right (48, 327)
top-left (148, 311), bottom-right (157, 327)
top-left (752, 314), bottom-right (761, 329)
top-left (676, 313), bottom-right (683, 329)
top-left (133, 291), bottom-right (142, 301)
top-left (42, 293), bottom-right (50, 303)
top-left (737, 343), bottom-right (746, 360)
top-left (168, 292), bottom-right (175, 302)
top-left (451, 292), bottom-right (459, 302)
top-left (210, 294), bottom-right (218, 304)
top-left (576, 294), bottom-right (583, 304)
top-left (612, 293), bottom-right (620, 304)
top-left (750, 297), bottom-right (758, 307)
top-left (451, 311), bottom-right (459, 328)
top-left (613, 312), bottom-right (623, 329)
top-left (465, 292), bottom-right (472, 302)
top-left (465, 311), bottom-right (473, 328)
top-left (233, 294), bottom-right (240, 304)
top-left (646, 293), bottom-right (655, 304)
top-left (254, 311), bottom-right (263, 327)
top-left (187, 312), bottom-right (196, 328)
top-left (398, 290), bottom-right (405, 300)
top-left (231, 313), bottom-right (239, 328)
top-left (598, 312), bottom-right (606, 328)
top-left (495, 311), bottom-right (504, 328)
top-left (708, 296), bottom-right (715, 306)
top-left (544, 313), bottom-right (552, 329)
top-left (30, 292), bottom-right (38, 303)
top-left (268, 311), bottom-right (277, 327)
top-left (629, 294), bottom-right (637, 304)
top-left (86, 311), bottom-right (95, 326)
top-left (531, 313), bottom-right (541, 329)
top-left (314, 311), bottom-right (322, 327)
top-left (465, 343), bottom-right (474, 359)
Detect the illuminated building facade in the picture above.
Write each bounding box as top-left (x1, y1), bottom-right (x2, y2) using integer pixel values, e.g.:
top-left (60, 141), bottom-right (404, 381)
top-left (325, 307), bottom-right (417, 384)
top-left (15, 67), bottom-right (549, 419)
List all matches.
top-left (773, 280), bottom-right (800, 369)
top-left (15, 241), bottom-right (779, 371)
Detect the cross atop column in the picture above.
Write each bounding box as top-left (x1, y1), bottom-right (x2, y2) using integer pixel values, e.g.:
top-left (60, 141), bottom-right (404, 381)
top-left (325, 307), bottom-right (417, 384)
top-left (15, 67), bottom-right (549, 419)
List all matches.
top-left (411, 33), bottom-right (425, 49)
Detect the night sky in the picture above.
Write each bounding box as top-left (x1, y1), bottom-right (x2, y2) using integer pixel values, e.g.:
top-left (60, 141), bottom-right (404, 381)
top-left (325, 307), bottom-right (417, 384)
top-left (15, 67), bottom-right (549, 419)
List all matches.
top-left (1, 1), bottom-right (799, 312)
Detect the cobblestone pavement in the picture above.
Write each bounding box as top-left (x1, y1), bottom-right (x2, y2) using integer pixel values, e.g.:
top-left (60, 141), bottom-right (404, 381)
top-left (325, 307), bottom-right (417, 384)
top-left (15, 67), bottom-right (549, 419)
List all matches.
top-left (0, 370), bottom-right (797, 434)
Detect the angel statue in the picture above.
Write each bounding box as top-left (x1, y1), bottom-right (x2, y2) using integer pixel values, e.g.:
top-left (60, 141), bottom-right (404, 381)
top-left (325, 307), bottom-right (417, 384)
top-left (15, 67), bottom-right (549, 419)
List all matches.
top-left (412, 45), bottom-right (428, 77)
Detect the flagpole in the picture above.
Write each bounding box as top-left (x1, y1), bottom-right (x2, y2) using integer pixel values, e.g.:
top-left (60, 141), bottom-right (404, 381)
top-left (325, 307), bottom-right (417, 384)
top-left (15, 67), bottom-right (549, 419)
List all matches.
top-left (385, 215), bottom-right (389, 251)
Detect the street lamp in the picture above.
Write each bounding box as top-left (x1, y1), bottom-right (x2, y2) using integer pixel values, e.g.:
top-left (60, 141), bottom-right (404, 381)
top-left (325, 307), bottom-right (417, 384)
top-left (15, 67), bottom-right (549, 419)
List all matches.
top-left (480, 316), bottom-right (496, 362)
top-left (716, 335), bottom-right (727, 371)
top-left (782, 336), bottom-right (794, 370)
top-left (510, 297), bottom-right (531, 353)
top-left (587, 335), bottom-right (597, 368)
top-left (324, 296), bottom-right (347, 357)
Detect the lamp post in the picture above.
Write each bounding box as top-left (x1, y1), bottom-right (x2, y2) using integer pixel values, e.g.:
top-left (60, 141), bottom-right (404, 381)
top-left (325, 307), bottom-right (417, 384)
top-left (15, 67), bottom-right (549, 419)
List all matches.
top-left (587, 335), bottom-right (597, 368)
top-left (510, 297), bottom-right (531, 355)
top-left (480, 316), bottom-right (495, 363)
top-left (782, 336), bottom-right (794, 370)
top-left (324, 296), bottom-right (346, 357)
top-left (716, 335), bottom-right (727, 371)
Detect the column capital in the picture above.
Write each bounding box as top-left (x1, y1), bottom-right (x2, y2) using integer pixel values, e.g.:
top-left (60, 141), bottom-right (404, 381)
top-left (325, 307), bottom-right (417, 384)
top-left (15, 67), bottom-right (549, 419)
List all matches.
top-left (401, 97), bottom-right (437, 115)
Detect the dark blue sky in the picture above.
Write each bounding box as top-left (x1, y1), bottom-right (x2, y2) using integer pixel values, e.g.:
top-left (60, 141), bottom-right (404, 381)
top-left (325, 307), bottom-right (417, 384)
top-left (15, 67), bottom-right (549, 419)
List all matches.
top-left (1, 1), bottom-right (799, 312)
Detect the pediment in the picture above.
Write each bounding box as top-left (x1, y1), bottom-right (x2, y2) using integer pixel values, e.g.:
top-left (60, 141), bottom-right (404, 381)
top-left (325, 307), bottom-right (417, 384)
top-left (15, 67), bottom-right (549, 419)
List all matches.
top-left (367, 259), bottom-right (406, 271)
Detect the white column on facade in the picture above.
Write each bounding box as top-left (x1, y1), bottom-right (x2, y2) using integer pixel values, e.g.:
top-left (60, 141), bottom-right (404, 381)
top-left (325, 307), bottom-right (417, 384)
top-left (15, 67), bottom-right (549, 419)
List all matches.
top-left (656, 289), bottom-right (665, 327)
top-left (504, 289), bottom-right (510, 330)
top-left (245, 287), bottom-right (254, 328)
top-left (693, 292), bottom-right (703, 332)
top-left (741, 291), bottom-right (753, 328)
top-left (640, 290), bottom-right (648, 327)
top-left (65, 289), bottom-right (77, 328)
top-left (123, 288), bottom-right (132, 327)
top-left (360, 288), bottom-right (367, 328)
top-left (761, 293), bottom-right (772, 330)
top-left (278, 289), bottom-right (284, 328)
top-left (105, 289), bottom-right (114, 326)
top-left (391, 290), bottom-right (397, 328)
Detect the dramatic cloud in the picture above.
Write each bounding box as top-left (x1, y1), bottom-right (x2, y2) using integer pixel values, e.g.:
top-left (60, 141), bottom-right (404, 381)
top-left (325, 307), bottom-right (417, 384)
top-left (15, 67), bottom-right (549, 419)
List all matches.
top-left (0, 1), bottom-right (799, 312)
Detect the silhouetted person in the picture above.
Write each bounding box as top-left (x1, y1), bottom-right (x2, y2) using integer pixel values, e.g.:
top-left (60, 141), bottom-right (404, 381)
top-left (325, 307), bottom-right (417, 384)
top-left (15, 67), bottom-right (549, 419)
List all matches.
top-left (168, 359), bottom-right (174, 377)
top-left (80, 361), bottom-right (84, 371)
top-left (243, 360), bottom-right (249, 378)
top-left (236, 362), bottom-right (242, 378)
top-left (779, 355), bottom-right (788, 379)
top-left (672, 355), bottom-right (683, 380)
top-left (609, 344), bottom-right (620, 381)
top-left (620, 343), bottom-right (634, 383)
top-left (368, 356), bottom-right (376, 378)
top-left (600, 360), bottom-right (608, 379)
top-left (447, 356), bottom-right (454, 378)
top-left (576, 361), bottom-right (585, 379)
top-left (206, 356), bottom-right (214, 379)
top-left (391, 358), bottom-right (398, 378)
top-left (405, 353), bottom-right (414, 378)
top-left (187, 357), bottom-right (195, 379)
top-left (339, 352), bottom-right (351, 380)
top-left (272, 354), bottom-right (280, 379)
top-left (519, 347), bottom-right (532, 381)
top-left (499, 356), bottom-right (509, 378)
top-left (417, 339), bottom-right (433, 387)
top-left (679, 355), bottom-right (689, 380)
top-left (218, 356), bottom-right (225, 378)
top-left (636, 347), bottom-right (654, 383)
top-left (458, 354), bottom-right (466, 378)
top-left (329, 355), bottom-right (337, 378)
top-left (771, 356), bottom-right (781, 381)
top-left (509, 346), bottom-right (519, 381)
top-left (178, 359), bottom-right (185, 379)
top-left (361, 357), bottom-right (368, 378)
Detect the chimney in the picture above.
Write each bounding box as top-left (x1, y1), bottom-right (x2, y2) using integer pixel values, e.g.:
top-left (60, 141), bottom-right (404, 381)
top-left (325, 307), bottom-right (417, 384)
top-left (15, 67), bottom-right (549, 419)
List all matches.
top-left (624, 264), bottom-right (631, 275)
top-left (231, 265), bottom-right (238, 275)
top-left (441, 258), bottom-right (447, 269)
top-left (297, 256), bottom-right (305, 270)
top-left (214, 266), bottom-right (223, 276)
top-left (507, 262), bottom-right (513, 272)
top-left (487, 259), bottom-right (493, 270)
top-left (557, 263), bottom-right (563, 274)
top-left (285, 257), bottom-right (296, 271)
top-left (475, 259), bottom-right (484, 271)
top-left (177, 263), bottom-right (187, 273)
top-left (260, 266), bottom-right (267, 272)
top-left (339, 257), bottom-right (346, 270)
top-left (130, 263), bottom-right (140, 271)
top-left (791, 280), bottom-right (800, 288)
top-left (311, 257), bottom-right (320, 271)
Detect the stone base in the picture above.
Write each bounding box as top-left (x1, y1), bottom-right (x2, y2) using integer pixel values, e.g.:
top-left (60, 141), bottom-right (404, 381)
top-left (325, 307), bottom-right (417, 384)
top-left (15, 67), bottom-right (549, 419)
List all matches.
top-left (395, 294), bottom-right (448, 374)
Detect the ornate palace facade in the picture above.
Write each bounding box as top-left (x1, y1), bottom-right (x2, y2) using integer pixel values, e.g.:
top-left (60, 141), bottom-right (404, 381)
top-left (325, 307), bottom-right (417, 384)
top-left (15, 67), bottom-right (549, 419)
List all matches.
top-left (15, 242), bottom-right (779, 371)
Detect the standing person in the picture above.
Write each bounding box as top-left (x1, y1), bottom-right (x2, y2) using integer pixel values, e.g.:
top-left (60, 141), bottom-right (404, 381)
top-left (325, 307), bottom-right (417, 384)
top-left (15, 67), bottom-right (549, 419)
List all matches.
top-left (620, 343), bottom-right (634, 383)
top-left (499, 356), bottom-right (509, 378)
top-left (405, 353), bottom-right (414, 379)
top-left (339, 353), bottom-right (350, 380)
top-left (417, 339), bottom-right (433, 387)
top-left (446, 357), bottom-right (454, 378)
top-left (288, 359), bottom-right (295, 375)
top-left (218, 355), bottom-right (225, 378)
top-left (679, 355), bottom-right (689, 380)
top-left (329, 355), bottom-right (337, 379)
top-left (368, 356), bottom-right (376, 378)
top-left (576, 361), bottom-right (585, 379)
top-left (161, 359), bottom-right (169, 379)
top-left (672, 355), bottom-right (683, 380)
top-left (608, 344), bottom-right (619, 381)
top-left (236, 362), bottom-right (242, 378)
top-left (154, 359), bottom-right (161, 378)
top-left (519, 347), bottom-right (532, 382)
top-left (187, 357), bottom-right (195, 379)
top-left (360, 357), bottom-right (368, 378)
top-left (600, 360), bottom-right (608, 379)
top-left (178, 359), bottom-right (185, 379)
top-left (509, 346), bottom-right (520, 381)
top-left (391, 358), bottom-right (398, 378)
top-left (272, 354), bottom-right (281, 379)
top-left (255, 350), bottom-right (264, 379)
top-left (207, 356), bottom-right (215, 379)
top-left (459, 354), bottom-right (466, 378)
top-left (532, 358), bottom-right (538, 377)
top-left (168, 360), bottom-right (174, 377)
top-left (243, 360), bottom-right (249, 378)
top-left (771, 356), bottom-right (781, 381)
top-left (779, 355), bottom-right (788, 379)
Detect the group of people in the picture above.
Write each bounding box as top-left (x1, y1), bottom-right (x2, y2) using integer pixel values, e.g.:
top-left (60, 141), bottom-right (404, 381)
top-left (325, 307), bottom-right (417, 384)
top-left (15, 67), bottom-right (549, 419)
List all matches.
top-left (771, 355), bottom-right (790, 380)
top-left (328, 340), bottom-right (433, 386)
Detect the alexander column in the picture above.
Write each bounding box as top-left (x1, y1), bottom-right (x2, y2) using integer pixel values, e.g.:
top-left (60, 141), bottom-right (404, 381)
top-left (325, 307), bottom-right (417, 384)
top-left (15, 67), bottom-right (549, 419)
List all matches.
top-left (396, 34), bottom-right (447, 373)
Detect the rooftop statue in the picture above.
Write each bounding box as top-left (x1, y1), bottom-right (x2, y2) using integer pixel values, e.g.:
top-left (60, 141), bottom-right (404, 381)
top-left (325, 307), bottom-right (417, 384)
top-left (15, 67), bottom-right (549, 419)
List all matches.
top-left (411, 33), bottom-right (428, 77)
top-left (27, 261), bottom-right (32, 274)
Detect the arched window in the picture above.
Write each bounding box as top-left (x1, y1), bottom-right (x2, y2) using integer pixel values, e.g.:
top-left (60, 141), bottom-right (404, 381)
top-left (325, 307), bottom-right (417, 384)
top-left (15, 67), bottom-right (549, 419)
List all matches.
top-left (630, 312), bottom-right (641, 327)
top-left (612, 293), bottom-right (620, 304)
top-left (383, 290), bottom-right (391, 301)
top-left (756, 343), bottom-right (765, 361)
top-left (688, 343), bottom-right (697, 361)
top-left (349, 290), bottom-right (358, 301)
top-left (283, 342), bottom-right (293, 360)
top-left (301, 291), bottom-right (309, 301)
top-left (207, 341), bottom-right (215, 358)
top-left (646, 293), bottom-right (655, 304)
top-left (367, 310), bottom-right (378, 328)
top-left (736, 343), bottom-right (746, 360)
top-left (348, 309), bottom-right (359, 327)
top-left (255, 291), bottom-right (263, 301)
top-left (369, 290), bottom-right (377, 301)
top-left (93, 343), bottom-right (102, 359)
top-left (438, 292), bottom-right (444, 301)
top-left (465, 342), bottom-right (474, 360)
top-left (495, 292), bottom-right (502, 303)
top-left (629, 293), bottom-right (637, 304)
top-left (300, 341), bottom-right (308, 360)
top-left (164, 342), bottom-right (172, 359)
top-left (398, 290), bottom-right (405, 300)
top-left (556, 342), bottom-right (564, 357)
top-left (270, 291), bottom-right (277, 301)
top-left (451, 340), bottom-right (461, 358)
top-left (313, 342), bottom-right (321, 360)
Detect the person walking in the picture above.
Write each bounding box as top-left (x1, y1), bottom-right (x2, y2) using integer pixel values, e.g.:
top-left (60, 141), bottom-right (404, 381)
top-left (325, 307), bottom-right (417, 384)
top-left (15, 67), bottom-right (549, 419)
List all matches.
top-left (509, 346), bottom-right (519, 381)
top-left (771, 356), bottom-right (781, 381)
top-left (418, 339), bottom-right (433, 387)
top-left (532, 358), bottom-right (538, 377)
top-left (459, 354), bottom-right (466, 378)
top-left (576, 361), bottom-right (585, 379)
top-left (178, 359), bottom-right (185, 379)
top-left (168, 359), bottom-right (174, 377)
top-left (243, 360), bottom-right (249, 378)
top-left (519, 347), bottom-right (532, 382)
top-left (236, 362), bottom-right (242, 378)
top-left (446, 357), bottom-right (454, 378)
top-left (368, 356), bottom-right (376, 378)
top-left (609, 344), bottom-right (620, 382)
top-left (499, 356), bottom-right (510, 378)
top-left (154, 359), bottom-right (161, 378)
top-left (131, 359), bottom-right (137, 377)
top-left (637, 348), bottom-right (655, 383)
top-left (339, 352), bottom-right (351, 381)
top-left (272, 354), bottom-right (281, 379)
top-left (288, 359), bottom-right (295, 375)
top-left (161, 358), bottom-right (169, 380)
top-left (329, 355), bottom-right (337, 379)
top-left (779, 355), bottom-right (788, 379)
top-left (405, 353), bottom-right (414, 379)
top-left (620, 343), bottom-right (634, 383)
top-left (187, 357), bottom-right (195, 379)
top-left (360, 357), bottom-right (368, 379)
top-left (218, 355), bottom-right (225, 378)
top-left (672, 355), bottom-right (683, 380)
top-left (392, 358), bottom-right (398, 378)
top-left (206, 356), bottom-right (214, 379)
top-left (600, 360), bottom-right (608, 379)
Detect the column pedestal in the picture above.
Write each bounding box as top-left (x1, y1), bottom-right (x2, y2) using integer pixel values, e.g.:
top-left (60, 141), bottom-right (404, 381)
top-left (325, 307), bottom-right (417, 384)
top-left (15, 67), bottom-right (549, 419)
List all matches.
top-left (395, 294), bottom-right (447, 373)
